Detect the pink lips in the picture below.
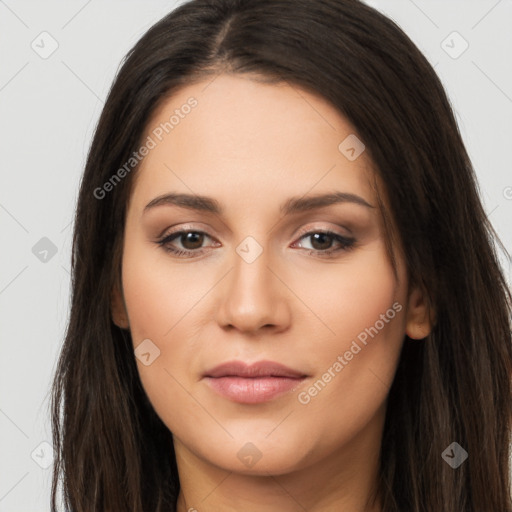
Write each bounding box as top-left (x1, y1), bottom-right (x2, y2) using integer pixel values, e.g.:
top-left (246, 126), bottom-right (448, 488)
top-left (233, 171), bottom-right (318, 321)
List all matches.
top-left (203, 360), bottom-right (307, 404)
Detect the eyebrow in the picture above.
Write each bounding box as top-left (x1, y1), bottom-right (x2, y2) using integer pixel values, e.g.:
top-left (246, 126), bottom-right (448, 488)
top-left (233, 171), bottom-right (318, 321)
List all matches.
top-left (143, 191), bottom-right (375, 216)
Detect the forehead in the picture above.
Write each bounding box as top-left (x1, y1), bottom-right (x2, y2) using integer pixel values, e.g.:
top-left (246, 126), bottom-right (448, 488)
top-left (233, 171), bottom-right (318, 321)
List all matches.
top-left (131, 73), bottom-right (378, 212)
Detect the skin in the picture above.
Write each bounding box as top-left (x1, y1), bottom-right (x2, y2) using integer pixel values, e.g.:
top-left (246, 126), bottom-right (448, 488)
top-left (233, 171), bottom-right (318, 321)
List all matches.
top-left (111, 73), bottom-right (432, 512)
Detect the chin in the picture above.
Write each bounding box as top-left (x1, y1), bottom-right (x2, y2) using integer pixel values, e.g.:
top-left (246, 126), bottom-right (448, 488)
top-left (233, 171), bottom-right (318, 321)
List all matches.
top-left (188, 434), bottom-right (314, 476)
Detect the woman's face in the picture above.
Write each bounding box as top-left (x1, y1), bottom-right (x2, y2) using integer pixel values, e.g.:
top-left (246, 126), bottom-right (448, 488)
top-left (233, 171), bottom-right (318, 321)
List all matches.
top-left (112, 73), bottom-right (429, 477)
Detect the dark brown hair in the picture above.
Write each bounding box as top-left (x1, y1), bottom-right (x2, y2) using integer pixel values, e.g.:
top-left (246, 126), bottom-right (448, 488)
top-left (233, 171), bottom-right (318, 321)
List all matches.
top-left (50, 0), bottom-right (512, 510)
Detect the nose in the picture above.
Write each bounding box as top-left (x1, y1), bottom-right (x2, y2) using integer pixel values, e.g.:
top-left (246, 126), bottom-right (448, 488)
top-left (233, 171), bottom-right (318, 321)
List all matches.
top-left (215, 243), bottom-right (291, 334)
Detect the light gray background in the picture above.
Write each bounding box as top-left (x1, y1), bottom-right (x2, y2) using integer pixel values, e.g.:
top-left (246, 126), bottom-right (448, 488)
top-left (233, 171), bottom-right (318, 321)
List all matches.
top-left (0, 0), bottom-right (511, 510)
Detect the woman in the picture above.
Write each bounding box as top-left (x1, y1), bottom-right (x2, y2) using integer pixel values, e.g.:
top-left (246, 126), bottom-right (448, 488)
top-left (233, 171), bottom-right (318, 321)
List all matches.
top-left (50, 0), bottom-right (512, 510)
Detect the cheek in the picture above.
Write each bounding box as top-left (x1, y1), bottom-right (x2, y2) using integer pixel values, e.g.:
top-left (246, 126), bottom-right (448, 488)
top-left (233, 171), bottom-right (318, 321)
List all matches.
top-left (290, 245), bottom-right (405, 436)
top-left (121, 239), bottom-right (207, 342)
top-left (120, 242), bottom-right (211, 428)
top-left (300, 243), bottom-right (403, 353)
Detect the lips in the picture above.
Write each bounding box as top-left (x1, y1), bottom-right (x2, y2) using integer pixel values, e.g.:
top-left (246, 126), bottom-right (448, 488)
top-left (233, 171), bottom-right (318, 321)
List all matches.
top-left (203, 360), bottom-right (307, 404)
top-left (204, 360), bottom-right (306, 379)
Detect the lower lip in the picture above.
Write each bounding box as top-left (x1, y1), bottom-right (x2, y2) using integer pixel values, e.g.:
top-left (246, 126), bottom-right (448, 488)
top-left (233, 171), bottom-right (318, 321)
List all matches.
top-left (204, 376), bottom-right (305, 404)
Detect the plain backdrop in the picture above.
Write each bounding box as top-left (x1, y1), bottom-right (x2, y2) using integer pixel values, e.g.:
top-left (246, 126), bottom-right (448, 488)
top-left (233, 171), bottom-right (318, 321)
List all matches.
top-left (0, 0), bottom-right (511, 510)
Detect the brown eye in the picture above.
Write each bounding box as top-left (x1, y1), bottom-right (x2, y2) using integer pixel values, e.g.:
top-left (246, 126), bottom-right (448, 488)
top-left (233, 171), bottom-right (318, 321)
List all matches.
top-left (178, 232), bottom-right (205, 250)
top-left (308, 232), bottom-right (335, 251)
top-left (293, 230), bottom-right (356, 258)
top-left (157, 230), bottom-right (216, 257)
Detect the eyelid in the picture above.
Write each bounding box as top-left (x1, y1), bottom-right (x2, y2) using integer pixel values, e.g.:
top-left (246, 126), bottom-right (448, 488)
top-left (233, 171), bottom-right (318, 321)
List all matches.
top-left (293, 223), bottom-right (352, 240)
top-left (156, 223), bottom-right (212, 239)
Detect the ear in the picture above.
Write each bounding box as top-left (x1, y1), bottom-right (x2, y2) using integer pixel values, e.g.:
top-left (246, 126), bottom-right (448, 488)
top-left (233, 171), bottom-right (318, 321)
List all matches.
top-left (111, 281), bottom-right (130, 329)
top-left (405, 285), bottom-right (434, 340)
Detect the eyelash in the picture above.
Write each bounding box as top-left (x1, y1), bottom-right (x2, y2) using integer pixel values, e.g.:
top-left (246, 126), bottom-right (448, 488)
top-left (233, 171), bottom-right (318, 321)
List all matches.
top-left (155, 228), bottom-right (356, 259)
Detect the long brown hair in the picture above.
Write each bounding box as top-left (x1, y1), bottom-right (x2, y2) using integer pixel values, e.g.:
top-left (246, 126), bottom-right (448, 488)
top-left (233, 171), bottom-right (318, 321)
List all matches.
top-left (50, 0), bottom-right (512, 510)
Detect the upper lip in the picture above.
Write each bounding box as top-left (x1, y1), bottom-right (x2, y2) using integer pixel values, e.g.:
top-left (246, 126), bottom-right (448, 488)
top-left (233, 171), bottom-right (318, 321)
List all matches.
top-left (203, 360), bottom-right (306, 379)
